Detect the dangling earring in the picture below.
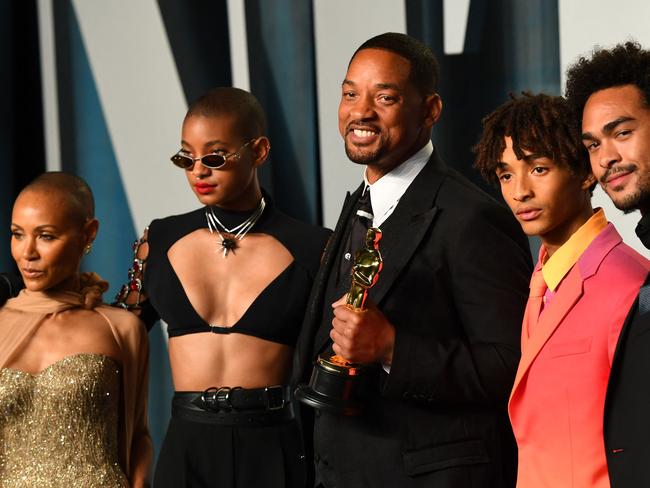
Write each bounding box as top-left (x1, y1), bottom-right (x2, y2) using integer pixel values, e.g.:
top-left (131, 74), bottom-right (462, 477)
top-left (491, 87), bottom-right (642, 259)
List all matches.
top-left (84, 243), bottom-right (93, 255)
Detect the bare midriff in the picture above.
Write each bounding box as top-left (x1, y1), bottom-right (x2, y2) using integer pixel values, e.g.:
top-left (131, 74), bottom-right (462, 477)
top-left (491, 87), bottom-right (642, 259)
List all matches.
top-left (166, 231), bottom-right (295, 391)
top-left (169, 332), bottom-right (292, 391)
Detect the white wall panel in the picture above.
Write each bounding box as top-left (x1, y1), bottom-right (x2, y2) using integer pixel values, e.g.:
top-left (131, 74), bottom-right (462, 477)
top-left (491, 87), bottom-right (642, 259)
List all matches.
top-left (37, 0), bottom-right (62, 172)
top-left (443, 0), bottom-right (471, 55)
top-left (227, 0), bottom-right (250, 91)
top-left (72, 0), bottom-right (195, 233)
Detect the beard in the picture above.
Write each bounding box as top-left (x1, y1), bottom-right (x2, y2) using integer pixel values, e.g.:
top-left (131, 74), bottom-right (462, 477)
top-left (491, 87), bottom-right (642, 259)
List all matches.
top-left (344, 140), bottom-right (383, 166)
top-left (345, 142), bottom-right (381, 165)
top-left (610, 171), bottom-right (650, 214)
top-left (600, 164), bottom-right (650, 213)
top-left (616, 188), bottom-right (650, 214)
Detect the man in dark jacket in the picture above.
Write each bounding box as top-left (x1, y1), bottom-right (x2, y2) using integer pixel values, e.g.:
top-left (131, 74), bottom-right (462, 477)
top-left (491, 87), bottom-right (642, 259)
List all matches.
top-left (566, 40), bottom-right (650, 488)
top-left (293, 32), bottom-right (532, 488)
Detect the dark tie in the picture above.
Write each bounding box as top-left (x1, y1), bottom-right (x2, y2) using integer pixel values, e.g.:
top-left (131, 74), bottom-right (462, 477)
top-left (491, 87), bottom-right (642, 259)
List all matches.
top-left (338, 188), bottom-right (373, 286)
top-left (638, 283), bottom-right (650, 316)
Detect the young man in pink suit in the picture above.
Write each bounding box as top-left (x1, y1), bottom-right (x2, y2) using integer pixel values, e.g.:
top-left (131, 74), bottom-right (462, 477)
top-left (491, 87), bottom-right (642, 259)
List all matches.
top-left (474, 93), bottom-right (650, 488)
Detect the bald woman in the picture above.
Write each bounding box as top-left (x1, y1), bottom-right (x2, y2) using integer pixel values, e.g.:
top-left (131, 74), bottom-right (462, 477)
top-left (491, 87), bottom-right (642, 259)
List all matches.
top-left (0, 172), bottom-right (151, 487)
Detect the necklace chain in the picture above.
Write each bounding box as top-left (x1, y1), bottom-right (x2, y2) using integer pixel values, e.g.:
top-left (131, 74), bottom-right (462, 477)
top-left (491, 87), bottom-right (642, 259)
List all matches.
top-left (205, 197), bottom-right (266, 257)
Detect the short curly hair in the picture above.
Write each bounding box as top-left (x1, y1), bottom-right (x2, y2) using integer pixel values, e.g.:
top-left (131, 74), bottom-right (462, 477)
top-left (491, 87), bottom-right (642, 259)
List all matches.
top-left (473, 93), bottom-right (591, 187)
top-left (565, 41), bottom-right (650, 119)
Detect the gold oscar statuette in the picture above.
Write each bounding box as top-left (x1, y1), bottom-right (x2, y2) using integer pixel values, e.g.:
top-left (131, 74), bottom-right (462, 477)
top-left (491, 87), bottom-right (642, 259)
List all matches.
top-left (295, 228), bottom-right (383, 415)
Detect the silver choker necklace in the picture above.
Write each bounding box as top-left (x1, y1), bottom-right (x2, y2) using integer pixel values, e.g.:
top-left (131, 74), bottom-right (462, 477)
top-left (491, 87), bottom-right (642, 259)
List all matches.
top-left (205, 197), bottom-right (266, 257)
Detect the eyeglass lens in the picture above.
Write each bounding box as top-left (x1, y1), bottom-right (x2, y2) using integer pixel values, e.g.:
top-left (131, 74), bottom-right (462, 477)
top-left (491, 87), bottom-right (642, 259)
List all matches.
top-left (171, 153), bottom-right (227, 170)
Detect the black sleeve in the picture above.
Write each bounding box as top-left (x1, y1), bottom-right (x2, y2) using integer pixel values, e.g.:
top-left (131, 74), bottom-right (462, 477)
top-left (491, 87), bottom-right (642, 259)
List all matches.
top-left (138, 300), bottom-right (160, 332)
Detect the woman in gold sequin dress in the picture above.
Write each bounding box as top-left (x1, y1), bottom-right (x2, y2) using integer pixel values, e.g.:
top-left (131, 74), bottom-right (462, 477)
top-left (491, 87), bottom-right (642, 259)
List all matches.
top-left (0, 173), bottom-right (151, 487)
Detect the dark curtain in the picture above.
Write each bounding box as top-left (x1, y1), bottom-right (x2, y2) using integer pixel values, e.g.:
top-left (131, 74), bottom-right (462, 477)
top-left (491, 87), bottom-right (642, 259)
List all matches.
top-left (0, 0), bottom-right (45, 270)
top-left (407, 0), bottom-right (560, 198)
top-left (245, 0), bottom-right (322, 224)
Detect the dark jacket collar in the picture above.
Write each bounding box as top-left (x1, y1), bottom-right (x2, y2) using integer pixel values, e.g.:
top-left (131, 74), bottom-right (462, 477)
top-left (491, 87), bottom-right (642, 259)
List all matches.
top-left (636, 212), bottom-right (650, 250)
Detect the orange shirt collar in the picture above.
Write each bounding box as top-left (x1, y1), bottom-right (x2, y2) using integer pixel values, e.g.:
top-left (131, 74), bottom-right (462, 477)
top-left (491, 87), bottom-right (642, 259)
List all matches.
top-left (541, 208), bottom-right (607, 291)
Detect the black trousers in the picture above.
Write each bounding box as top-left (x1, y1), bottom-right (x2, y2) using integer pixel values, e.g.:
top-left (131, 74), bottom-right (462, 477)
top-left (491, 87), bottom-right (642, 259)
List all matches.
top-left (153, 409), bottom-right (307, 488)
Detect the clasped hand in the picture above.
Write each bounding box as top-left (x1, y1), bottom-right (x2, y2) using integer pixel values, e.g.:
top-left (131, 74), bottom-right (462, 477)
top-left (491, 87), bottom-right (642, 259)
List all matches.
top-left (330, 295), bottom-right (395, 365)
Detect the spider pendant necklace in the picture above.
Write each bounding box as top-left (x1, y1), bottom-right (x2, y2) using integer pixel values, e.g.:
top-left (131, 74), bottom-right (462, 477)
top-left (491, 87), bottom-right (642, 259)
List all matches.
top-left (205, 197), bottom-right (266, 257)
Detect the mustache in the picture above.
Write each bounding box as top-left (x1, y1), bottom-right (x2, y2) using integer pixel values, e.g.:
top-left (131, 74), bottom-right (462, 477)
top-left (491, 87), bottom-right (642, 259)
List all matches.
top-left (600, 163), bottom-right (636, 184)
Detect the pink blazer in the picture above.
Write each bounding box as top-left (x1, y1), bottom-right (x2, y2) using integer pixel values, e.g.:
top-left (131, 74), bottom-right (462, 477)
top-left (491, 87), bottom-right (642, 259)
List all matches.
top-left (509, 224), bottom-right (650, 488)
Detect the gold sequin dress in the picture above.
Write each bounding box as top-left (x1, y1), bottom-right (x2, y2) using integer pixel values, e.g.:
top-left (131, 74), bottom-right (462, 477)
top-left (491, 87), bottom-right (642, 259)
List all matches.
top-left (0, 353), bottom-right (128, 488)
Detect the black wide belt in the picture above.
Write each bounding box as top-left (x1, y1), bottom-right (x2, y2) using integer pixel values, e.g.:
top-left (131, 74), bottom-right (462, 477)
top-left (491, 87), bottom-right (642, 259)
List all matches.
top-left (172, 386), bottom-right (294, 426)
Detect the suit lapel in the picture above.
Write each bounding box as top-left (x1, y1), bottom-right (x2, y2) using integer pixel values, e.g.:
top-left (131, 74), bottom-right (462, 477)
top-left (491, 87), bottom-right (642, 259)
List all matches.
top-left (312, 152), bottom-right (446, 354)
top-left (310, 185), bottom-right (363, 355)
top-left (319, 188), bottom-right (361, 289)
top-left (510, 270), bottom-right (584, 406)
top-left (293, 186), bottom-right (362, 382)
top-left (529, 271), bottom-right (582, 357)
top-left (368, 203), bottom-right (438, 306)
top-left (368, 152), bottom-right (445, 305)
top-left (510, 225), bottom-right (623, 404)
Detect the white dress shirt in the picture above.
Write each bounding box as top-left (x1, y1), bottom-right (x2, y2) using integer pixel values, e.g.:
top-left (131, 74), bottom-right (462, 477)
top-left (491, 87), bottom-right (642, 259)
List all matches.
top-left (360, 141), bottom-right (433, 373)
top-left (364, 141), bottom-right (433, 227)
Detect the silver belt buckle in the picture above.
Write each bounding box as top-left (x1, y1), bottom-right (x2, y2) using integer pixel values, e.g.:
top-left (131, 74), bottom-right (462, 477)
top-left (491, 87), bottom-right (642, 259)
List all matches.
top-left (201, 386), bottom-right (233, 411)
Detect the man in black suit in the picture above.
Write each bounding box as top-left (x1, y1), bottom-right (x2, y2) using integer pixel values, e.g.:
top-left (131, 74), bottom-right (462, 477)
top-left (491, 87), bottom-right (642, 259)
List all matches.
top-left (293, 33), bottom-right (532, 487)
top-left (566, 41), bottom-right (650, 488)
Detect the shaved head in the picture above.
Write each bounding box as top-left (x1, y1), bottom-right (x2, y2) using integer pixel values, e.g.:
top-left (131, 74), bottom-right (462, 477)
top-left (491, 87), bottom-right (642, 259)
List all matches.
top-left (20, 172), bottom-right (95, 224)
top-left (11, 172), bottom-right (99, 292)
top-left (185, 87), bottom-right (266, 140)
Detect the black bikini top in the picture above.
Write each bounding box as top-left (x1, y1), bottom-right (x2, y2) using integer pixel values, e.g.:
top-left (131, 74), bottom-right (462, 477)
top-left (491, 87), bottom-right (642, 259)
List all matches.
top-left (142, 197), bottom-right (330, 346)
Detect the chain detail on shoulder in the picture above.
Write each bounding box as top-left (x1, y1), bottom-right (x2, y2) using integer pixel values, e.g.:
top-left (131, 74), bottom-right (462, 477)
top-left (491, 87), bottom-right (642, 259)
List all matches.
top-left (114, 228), bottom-right (149, 311)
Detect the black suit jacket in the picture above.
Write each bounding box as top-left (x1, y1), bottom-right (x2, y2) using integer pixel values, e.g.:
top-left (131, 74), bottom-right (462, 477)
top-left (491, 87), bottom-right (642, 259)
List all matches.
top-left (605, 275), bottom-right (650, 487)
top-left (293, 151), bottom-right (532, 487)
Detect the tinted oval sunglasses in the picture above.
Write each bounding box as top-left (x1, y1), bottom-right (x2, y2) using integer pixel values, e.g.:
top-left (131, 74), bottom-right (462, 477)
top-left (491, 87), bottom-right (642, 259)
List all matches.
top-left (170, 138), bottom-right (256, 170)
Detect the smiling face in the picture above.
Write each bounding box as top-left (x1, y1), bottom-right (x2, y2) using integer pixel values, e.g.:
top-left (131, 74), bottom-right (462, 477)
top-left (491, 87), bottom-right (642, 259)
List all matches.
top-left (11, 189), bottom-right (97, 292)
top-left (581, 85), bottom-right (650, 215)
top-left (180, 114), bottom-right (267, 210)
top-left (497, 137), bottom-right (594, 254)
top-left (338, 48), bottom-right (441, 183)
